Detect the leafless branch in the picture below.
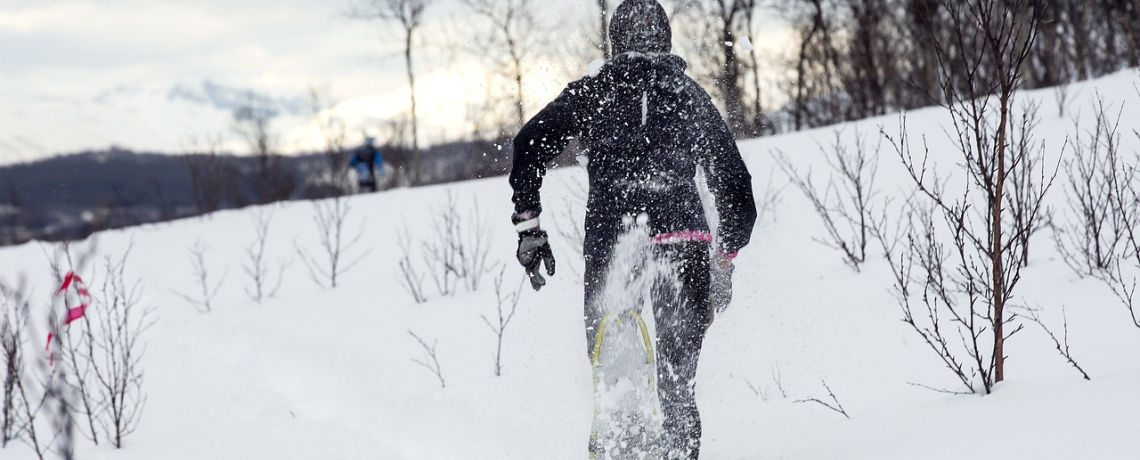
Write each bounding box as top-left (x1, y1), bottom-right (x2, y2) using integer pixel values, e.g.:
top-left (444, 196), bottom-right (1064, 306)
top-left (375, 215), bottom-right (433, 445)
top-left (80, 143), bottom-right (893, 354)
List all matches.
top-left (794, 379), bottom-right (850, 419)
top-left (295, 196), bottom-right (372, 289)
top-left (773, 126), bottom-right (881, 271)
top-left (243, 208), bottom-right (288, 303)
top-left (172, 239), bottom-right (226, 313)
top-left (482, 268), bottom-right (522, 377)
top-left (407, 330), bottom-right (445, 388)
top-left (1019, 305), bottom-right (1090, 380)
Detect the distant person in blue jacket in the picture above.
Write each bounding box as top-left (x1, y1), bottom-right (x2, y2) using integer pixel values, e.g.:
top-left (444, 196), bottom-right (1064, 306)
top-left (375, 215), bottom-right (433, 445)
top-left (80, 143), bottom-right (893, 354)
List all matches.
top-left (351, 136), bottom-right (384, 192)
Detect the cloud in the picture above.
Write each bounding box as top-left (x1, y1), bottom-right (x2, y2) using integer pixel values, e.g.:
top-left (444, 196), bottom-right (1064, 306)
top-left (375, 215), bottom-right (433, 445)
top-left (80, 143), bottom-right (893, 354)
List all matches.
top-left (0, 0), bottom-right (406, 98)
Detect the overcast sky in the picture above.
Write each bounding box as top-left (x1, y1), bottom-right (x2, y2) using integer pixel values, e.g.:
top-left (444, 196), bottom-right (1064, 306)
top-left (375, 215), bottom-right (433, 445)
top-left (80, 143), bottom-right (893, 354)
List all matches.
top-left (0, 0), bottom-right (795, 150)
top-left (0, 0), bottom-right (595, 100)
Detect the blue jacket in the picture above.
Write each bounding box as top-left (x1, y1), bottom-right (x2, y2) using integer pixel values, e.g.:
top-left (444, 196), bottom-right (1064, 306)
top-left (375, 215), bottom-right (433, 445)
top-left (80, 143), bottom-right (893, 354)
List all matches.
top-left (350, 146), bottom-right (384, 179)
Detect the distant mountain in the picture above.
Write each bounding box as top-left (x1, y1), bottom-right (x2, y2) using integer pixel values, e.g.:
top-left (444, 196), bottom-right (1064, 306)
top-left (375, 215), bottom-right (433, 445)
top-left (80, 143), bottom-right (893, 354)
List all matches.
top-left (0, 77), bottom-right (476, 168)
top-left (163, 80), bottom-right (311, 117)
top-left (0, 80), bottom-right (312, 166)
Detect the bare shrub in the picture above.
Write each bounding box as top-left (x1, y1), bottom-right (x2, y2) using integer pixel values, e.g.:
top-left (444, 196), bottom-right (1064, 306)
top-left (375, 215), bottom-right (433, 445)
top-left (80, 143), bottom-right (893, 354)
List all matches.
top-left (173, 239), bottom-right (227, 313)
top-left (1005, 99), bottom-right (1057, 269)
top-left (483, 268), bottom-right (523, 377)
top-left (1101, 129), bottom-right (1140, 329)
top-left (18, 242), bottom-right (100, 459)
top-left (794, 379), bottom-right (850, 419)
top-left (775, 127), bottom-right (883, 271)
top-left (1053, 93), bottom-right (1140, 330)
top-left (1, 278), bottom-right (30, 448)
top-left (419, 190), bottom-right (494, 297)
top-left (181, 136), bottom-right (229, 216)
top-left (243, 209), bottom-right (290, 302)
top-left (396, 225), bottom-right (428, 303)
top-left (408, 330), bottom-right (445, 388)
top-left (295, 196), bottom-right (371, 289)
top-left (1054, 94), bottom-right (1128, 277)
top-left (68, 250), bottom-right (154, 448)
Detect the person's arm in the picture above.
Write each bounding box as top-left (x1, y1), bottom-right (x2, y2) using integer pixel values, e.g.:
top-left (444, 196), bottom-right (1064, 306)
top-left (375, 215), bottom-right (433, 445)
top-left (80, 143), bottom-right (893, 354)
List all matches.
top-left (692, 90), bottom-right (757, 257)
top-left (374, 150), bottom-right (384, 176)
top-left (508, 84), bottom-right (580, 290)
top-left (508, 85), bottom-right (579, 219)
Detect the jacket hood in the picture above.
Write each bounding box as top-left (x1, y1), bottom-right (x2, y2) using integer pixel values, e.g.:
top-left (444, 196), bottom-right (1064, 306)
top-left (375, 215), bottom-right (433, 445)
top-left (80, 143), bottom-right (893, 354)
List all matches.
top-left (609, 0), bottom-right (672, 56)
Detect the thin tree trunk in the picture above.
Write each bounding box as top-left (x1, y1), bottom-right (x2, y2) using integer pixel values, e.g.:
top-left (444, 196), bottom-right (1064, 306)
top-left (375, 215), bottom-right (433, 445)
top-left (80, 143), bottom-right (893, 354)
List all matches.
top-left (598, 0), bottom-right (611, 60)
top-left (992, 92), bottom-right (1010, 387)
top-left (746, 2), bottom-right (764, 131)
top-left (404, 31), bottom-right (420, 182)
top-left (507, 31), bottom-right (525, 127)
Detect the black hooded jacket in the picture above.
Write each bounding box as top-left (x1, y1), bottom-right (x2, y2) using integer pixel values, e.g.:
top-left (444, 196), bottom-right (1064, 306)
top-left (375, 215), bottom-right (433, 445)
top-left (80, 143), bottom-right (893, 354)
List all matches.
top-left (509, 2), bottom-right (755, 256)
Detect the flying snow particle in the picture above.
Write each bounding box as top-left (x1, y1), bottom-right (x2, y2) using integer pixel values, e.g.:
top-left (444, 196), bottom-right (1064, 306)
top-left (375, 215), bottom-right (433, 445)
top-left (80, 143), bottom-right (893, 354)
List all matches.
top-left (739, 36), bottom-right (755, 52)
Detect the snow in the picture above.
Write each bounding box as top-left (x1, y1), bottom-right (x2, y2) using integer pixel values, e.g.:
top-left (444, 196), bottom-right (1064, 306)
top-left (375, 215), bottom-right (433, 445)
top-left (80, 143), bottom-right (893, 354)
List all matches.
top-left (2, 69), bottom-right (1140, 459)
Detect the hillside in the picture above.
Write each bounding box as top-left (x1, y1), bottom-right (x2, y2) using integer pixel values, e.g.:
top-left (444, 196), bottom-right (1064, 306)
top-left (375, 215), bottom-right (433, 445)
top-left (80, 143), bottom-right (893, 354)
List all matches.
top-left (1, 70), bottom-right (1139, 459)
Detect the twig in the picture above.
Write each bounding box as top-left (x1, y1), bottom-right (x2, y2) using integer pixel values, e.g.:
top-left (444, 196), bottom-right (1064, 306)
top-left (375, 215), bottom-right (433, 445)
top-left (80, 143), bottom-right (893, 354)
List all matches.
top-left (1021, 305), bottom-right (1091, 380)
top-left (408, 330), bottom-right (445, 389)
top-left (794, 379), bottom-right (850, 419)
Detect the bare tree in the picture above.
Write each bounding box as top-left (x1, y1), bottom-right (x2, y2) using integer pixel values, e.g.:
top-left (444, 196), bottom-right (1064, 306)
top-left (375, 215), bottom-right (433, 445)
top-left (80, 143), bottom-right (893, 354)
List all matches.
top-left (460, 0), bottom-right (540, 131)
top-left (883, 0), bottom-right (1052, 394)
top-left (408, 330), bottom-right (445, 388)
top-left (233, 95), bottom-right (295, 205)
top-left (348, 0), bottom-right (434, 179)
top-left (483, 269), bottom-right (523, 377)
top-left (787, 0), bottom-right (843, 131)
top-left (774, 128), bottom-right (883, 271)
top-left (307, 85), bottom-right (353, 198)
top-left (173, 239), bottom-right (227, 313)
top-left (181, 136), bottom-right (229, 216)
top-left (295, 197), bottom-right (371, 288)
top-left (596, 0), bottom-right (611, 60)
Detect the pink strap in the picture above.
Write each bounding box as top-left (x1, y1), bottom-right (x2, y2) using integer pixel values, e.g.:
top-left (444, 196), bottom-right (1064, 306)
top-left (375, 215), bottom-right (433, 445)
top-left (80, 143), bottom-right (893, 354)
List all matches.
top-left (653, 231), bottom-right (714, 244)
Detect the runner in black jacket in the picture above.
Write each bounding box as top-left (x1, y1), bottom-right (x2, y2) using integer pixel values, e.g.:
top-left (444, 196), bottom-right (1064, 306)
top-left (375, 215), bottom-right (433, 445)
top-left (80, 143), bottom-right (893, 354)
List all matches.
top-left (508, 1), bottom-right (756, 458)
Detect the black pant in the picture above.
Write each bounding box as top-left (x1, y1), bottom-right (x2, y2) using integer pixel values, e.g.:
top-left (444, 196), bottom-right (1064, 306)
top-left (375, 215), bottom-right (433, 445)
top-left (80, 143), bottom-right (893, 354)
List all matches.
top-left (585, 239), bottom-right (711, 460)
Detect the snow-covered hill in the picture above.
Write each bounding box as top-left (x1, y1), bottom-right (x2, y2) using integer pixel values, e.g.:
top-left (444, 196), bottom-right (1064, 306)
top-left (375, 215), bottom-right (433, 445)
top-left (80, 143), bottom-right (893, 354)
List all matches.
top-left (1, 70), bottom-right (1139, 460)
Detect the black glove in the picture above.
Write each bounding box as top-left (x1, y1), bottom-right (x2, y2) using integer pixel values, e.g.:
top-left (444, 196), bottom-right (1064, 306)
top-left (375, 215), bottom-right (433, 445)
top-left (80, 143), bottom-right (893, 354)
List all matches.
top-left (517, 228), bottom-right (556, 291)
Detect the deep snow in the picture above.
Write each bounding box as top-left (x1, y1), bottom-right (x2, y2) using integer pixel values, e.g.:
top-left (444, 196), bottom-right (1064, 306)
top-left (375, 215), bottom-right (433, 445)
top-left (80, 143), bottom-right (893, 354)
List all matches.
top-left (2, 70), bottom-right (1140, 460)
